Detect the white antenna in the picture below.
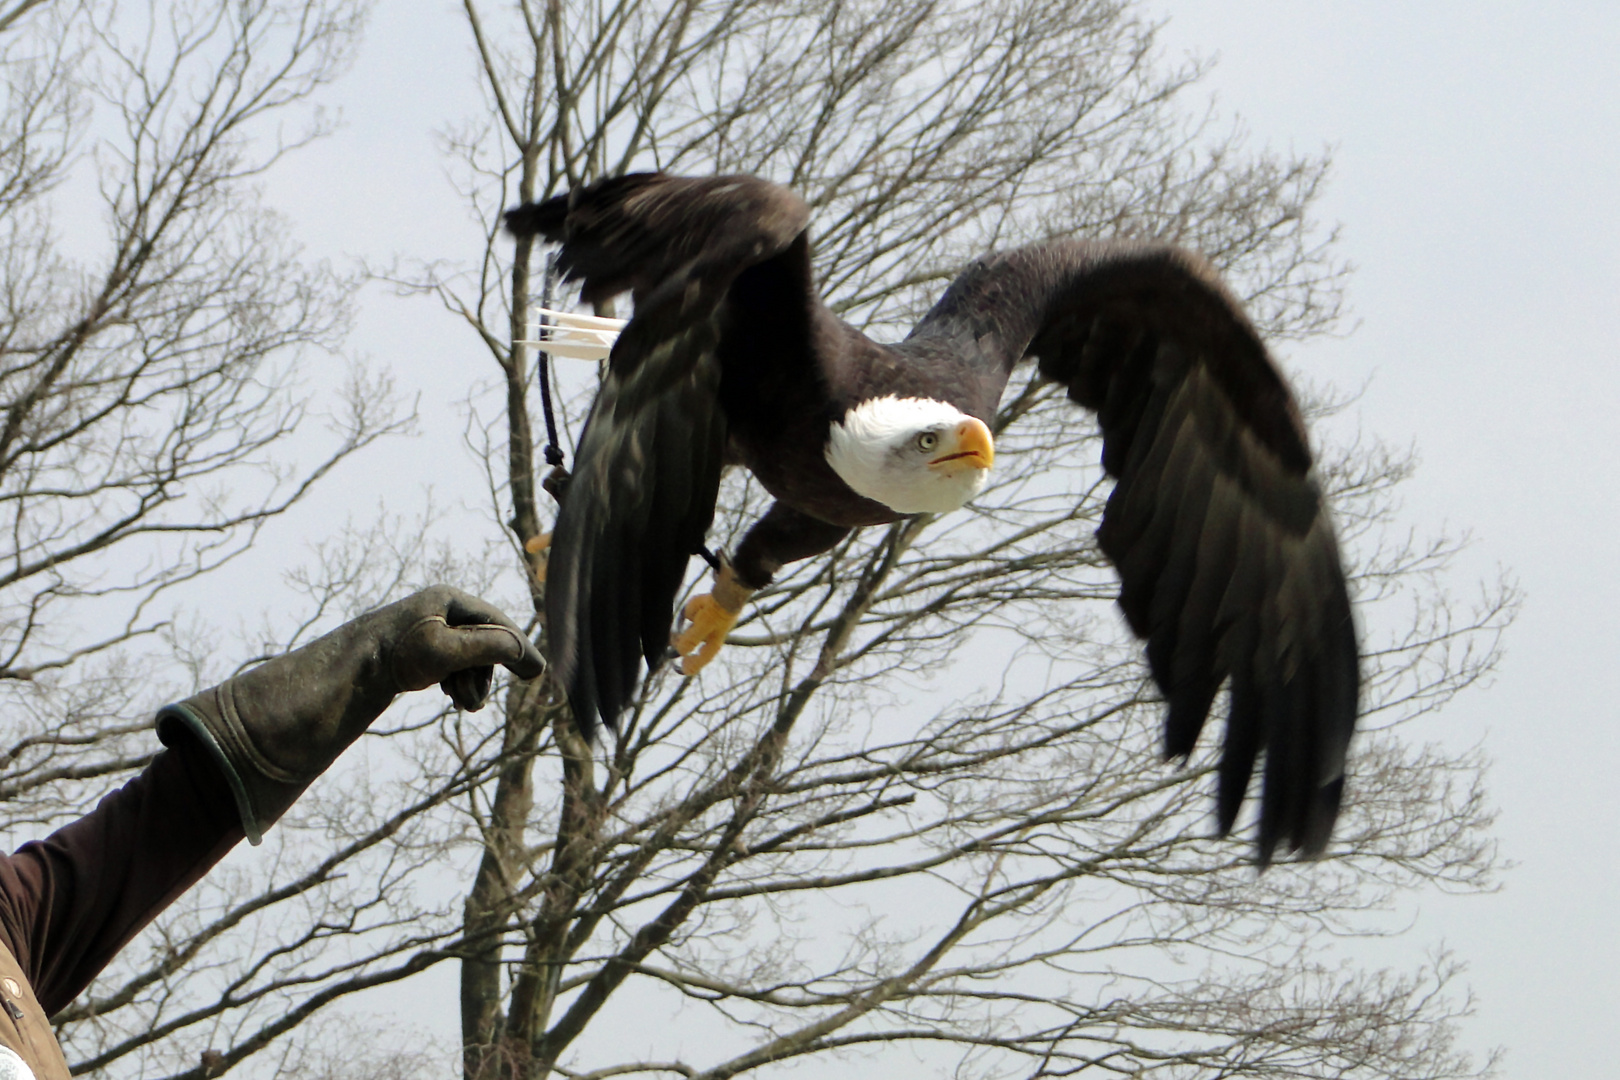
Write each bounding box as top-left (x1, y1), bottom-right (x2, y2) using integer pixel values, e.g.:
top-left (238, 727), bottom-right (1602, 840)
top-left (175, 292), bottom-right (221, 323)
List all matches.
top-left (518, 307), bottom-right (626, 362)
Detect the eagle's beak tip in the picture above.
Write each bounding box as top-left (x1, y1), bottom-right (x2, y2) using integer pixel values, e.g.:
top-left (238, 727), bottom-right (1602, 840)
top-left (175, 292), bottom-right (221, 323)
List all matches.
top-left (935, 416), bottom-right (994, 470)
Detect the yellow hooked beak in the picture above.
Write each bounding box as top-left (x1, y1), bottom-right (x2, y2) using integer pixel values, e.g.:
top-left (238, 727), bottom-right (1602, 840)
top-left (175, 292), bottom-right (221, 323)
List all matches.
top-left (928, 416), bottom-right (995, 474)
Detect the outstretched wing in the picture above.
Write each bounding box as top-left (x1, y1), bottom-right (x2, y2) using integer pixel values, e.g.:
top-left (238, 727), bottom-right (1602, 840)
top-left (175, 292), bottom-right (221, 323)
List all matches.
top-left (916, 242), bottom-right (1359, 862)
top-left (506, 174), bottom-right (811, 736)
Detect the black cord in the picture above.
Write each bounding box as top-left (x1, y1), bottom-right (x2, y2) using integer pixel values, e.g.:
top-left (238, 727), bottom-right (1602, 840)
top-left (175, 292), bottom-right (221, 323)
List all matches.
top-left (533, 249), bottom-right (573, 513)
top-left (536, 251), bottom-right (566, 471)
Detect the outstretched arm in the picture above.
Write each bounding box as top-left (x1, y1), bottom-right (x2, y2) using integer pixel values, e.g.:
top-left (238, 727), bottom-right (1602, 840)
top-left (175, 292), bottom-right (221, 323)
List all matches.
top-left (0, 586), bottom-right (541, 1019)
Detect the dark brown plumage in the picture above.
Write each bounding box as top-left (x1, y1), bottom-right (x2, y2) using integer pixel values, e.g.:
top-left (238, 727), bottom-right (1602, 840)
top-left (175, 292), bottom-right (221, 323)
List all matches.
top-left (507, 172), bottom-right (1359, 864)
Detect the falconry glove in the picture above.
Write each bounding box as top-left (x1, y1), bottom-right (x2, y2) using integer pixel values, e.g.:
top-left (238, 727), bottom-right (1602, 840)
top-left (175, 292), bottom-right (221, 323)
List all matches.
top-left (156, 586), bottom-right (543, 844)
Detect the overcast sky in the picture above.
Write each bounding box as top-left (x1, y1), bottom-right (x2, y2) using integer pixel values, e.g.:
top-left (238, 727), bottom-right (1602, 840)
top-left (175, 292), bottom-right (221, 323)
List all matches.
top-left (257, 3), bottom-right (1620, 1074)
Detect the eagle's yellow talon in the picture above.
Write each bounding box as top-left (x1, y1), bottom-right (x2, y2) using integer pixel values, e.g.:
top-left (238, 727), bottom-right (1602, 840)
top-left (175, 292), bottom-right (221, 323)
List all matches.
top-left (671, 562), bottom-right (757, 675)
top-left (673, 593), bottom-right (738, 674)
top-left (525, 532), bottom-right (552, 584)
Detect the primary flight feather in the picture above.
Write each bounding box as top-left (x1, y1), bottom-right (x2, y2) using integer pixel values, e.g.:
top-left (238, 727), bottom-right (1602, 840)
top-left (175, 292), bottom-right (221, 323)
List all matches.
top-left (506, 172), bottom-right (1359, 864)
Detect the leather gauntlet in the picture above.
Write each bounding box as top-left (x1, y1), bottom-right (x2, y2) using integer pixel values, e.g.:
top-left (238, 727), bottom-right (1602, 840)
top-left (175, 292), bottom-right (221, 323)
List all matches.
top-left (157, 586), bottom-right (542, 843)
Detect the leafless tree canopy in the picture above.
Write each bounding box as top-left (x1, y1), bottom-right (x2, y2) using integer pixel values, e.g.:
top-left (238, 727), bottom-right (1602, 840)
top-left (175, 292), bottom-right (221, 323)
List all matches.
top-left (0, 0), bottom-right (398, 831)
top-left (0, 1), bottom-right (1513, 1079)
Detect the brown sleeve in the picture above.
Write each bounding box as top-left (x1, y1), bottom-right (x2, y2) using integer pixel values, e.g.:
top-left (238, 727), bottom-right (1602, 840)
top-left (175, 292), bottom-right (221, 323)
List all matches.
top-left (0, 733), bottom-right (243, 1016)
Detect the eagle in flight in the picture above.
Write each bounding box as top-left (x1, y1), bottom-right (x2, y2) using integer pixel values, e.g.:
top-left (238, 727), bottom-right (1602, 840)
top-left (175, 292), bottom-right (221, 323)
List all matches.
top-left (506, 172), bottom-right (1359, 863)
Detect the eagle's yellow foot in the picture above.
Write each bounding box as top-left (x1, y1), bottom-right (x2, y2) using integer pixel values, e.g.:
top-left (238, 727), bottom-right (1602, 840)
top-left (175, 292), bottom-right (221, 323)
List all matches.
top-left (671, 562), bottom-right (756, 675)
top-left (525, 532), bottom-right (551, 584)
top-left (673, 593), bottom-right (738, 674)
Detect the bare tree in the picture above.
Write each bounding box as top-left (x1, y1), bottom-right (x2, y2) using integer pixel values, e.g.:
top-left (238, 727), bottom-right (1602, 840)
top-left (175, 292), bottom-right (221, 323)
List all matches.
top-left (419, 1), bottom-right (1511, 1078)
top-left (15, 1), bottom-right (1512, 1078)
top-left (0, 0), bottom-right (416, 1072)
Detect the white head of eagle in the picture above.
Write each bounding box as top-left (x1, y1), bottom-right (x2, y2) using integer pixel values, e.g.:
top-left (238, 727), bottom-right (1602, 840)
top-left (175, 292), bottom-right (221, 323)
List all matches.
top-left (825, 395), bottom-right (995, 514)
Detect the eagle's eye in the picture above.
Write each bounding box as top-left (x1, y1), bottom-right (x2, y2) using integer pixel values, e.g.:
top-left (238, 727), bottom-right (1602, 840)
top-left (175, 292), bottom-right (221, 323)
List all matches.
top-left (916, 431), bottom-right (939, 452)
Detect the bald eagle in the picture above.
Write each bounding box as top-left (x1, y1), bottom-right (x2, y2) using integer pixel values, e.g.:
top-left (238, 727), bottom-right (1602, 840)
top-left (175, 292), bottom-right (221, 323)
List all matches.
top-left (506, 173), bottom-right (1358, 863)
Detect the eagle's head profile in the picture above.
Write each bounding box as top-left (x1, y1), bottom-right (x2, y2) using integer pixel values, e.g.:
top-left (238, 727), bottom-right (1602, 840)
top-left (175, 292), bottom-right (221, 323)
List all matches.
top-left (825, 396), bottom-right (994, 514)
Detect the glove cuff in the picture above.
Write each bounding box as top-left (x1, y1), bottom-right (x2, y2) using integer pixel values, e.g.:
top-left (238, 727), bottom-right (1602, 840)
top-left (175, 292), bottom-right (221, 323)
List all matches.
top-left (158, 702), bottom-right (273, 845)
top-left (156, 671), bottom-right (352, 845)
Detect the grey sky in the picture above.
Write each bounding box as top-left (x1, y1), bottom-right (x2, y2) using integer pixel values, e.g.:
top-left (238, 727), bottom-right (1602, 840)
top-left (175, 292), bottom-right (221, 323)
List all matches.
top-left (254, 2), bottom-right (1618, 1074)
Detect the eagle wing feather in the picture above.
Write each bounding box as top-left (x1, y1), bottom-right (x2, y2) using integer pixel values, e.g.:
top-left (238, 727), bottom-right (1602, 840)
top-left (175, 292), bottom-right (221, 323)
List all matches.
top-left (915, 242), bottom-right (1359, 862)
top-left (506, 174), bottom-right (810, 735)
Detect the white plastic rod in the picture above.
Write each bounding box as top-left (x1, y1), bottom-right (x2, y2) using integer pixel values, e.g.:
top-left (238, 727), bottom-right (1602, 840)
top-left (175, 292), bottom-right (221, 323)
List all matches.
top-left (515, 306), bottom-right (627, 362)
top-left (538, 307), bottom-right (627, 331)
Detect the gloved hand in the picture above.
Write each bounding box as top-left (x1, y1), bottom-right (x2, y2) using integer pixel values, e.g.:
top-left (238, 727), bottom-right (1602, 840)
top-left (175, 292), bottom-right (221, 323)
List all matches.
top-left (157, 586), bottom-right (544, 844)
